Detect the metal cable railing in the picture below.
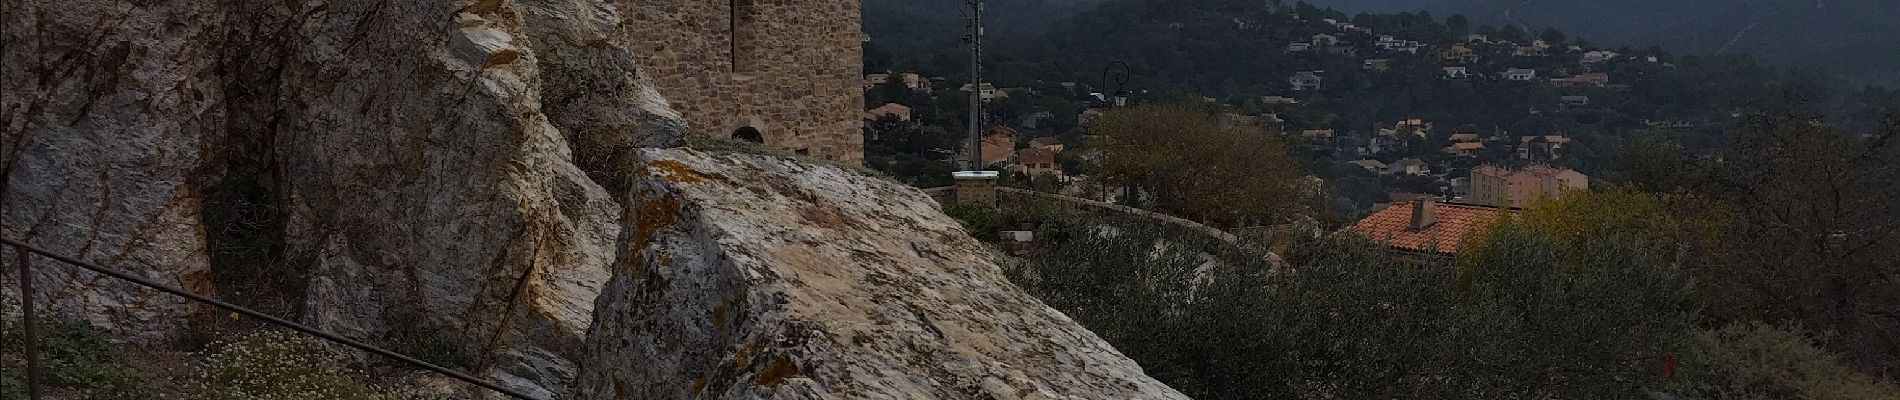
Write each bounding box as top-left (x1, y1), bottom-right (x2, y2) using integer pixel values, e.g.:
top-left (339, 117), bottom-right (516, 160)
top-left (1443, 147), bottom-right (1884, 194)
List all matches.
top-left (2, 237), bottom-right (545, 400)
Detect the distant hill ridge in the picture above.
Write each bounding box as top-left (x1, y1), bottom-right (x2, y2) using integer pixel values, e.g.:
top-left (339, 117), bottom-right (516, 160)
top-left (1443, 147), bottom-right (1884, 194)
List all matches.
top-left (1302, 0), bottom-right (1900, 87)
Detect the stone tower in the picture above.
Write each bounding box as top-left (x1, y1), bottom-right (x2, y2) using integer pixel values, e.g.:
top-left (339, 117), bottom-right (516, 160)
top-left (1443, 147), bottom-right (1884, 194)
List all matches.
top-left (626, 0), bottom-right (865, 164)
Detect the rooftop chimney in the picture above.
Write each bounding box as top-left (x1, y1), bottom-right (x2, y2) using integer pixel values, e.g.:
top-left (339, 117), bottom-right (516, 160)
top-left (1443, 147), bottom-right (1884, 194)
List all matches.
top-left (1410, 198), bottom-right (1437, 231)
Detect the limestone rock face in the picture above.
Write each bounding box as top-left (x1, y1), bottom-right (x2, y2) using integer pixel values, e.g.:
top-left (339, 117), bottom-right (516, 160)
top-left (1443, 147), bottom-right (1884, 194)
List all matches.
top-left (4, 1), bottom-right (1191, 399)
top-left (1, 0), bottom-right (226, 340)
top-left (573, 149), bottom-right (1191, 400)
top-left (5, 0), bottom-right (682, 395)
top-left (258, 1), bottom-right (681, 397)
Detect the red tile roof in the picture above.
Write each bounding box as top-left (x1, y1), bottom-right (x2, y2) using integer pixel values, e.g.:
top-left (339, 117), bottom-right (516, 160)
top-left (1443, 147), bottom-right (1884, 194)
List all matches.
top-left (1343, 201), bottom-right (1513, 254)
top-left (1017, 147), bottom-right (1056, 165)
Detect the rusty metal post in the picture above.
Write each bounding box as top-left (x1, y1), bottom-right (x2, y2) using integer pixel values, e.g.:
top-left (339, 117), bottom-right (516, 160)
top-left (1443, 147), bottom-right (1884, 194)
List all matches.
top-left (16, 248), bottom-right (43, 400)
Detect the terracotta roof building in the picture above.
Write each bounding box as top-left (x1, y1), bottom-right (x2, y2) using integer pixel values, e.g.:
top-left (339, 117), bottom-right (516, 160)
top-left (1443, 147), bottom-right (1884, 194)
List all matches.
top-left (1012, 147), bottom-right (1060, 175)
top-left (979, 126), bottom-right (1018, 166)
top-left (1027, 137), bottom-right (1065, 152)
top-left (1345, 199), bottom-right (1512, 254)
top-left (1444, 141), bottom-right (1486, 156)
top-left (863, 103), bottom-right (912, 122)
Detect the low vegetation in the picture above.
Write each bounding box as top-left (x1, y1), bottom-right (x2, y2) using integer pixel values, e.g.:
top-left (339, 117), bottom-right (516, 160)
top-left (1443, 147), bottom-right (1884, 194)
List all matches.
top-left (181, 330), bottom-right (441, 400)
top-left (962, 114), bottom-right (1898, 398)
top-left (0, 318), bottom-right (150, 400)
top-left (2, 318), bottom-right (450, 400)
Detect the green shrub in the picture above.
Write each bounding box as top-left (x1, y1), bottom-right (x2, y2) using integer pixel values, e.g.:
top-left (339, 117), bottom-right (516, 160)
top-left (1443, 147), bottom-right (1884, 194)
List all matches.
top-left (0, 317), bottom-right (151, 400)
top-left (1675, 323), bottom-right (1900, 400)
top-left (942, 204), bottom-right (1001, 238)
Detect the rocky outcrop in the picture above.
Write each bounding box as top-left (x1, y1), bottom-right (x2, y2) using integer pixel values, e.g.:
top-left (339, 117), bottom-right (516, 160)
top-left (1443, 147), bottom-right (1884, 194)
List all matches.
top-left (5, 1), bottom-right (1190, 399)
top-left (1, 0), bottom-right (226, 340)
top-left (573, 149), bottom-right (1191, 399)
top-left (5, 0), bottom-right (681, 395)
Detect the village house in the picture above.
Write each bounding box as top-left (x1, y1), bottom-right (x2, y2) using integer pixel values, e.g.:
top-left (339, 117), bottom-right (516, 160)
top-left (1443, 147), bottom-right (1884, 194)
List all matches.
top-left (1301, 129), bottom-right (1336, 142)
top-left (863, 73), bottom-right (890, 89)
top-left (1580, 50), bottom-right (1619, 64)
top-left (1287, 42), bottom-right (1312, 52)
top-left (1465, 33), bottom-right (1490, 43)
top-left (1448, 132), bottom-right (1482, 142)
top-left (1349, 159), bottom-right (1389, 174)
top-left (1444, 141), bottom-right (1486, 156)
top-left (1289, 71), bottom-right (1323, 91)
top-left (980, 126), bottom-right (1018, 166)
top-left (1514, 40), bottom-right (1551, 57)
top-left (1468, 165), bottom-right (1588, 208)
top-left (1346, 198), bottom-right (1515, 256)
top-left (1012, 147), bottom-right (1060, 176)
top-left (1374, 35), bottom-right (1422, 53)
top-left (1441, 44), bottom-right (1479, 64)
top-left (1561, 95), bottom-right (1590, 107)
top-left (899, 73), bottom-right (926, 90)
top-left (863, 103), bottom-right (912, 122)
top-left (1504, 68), bottom-right (1538, 81)
top-left (1027, 136), bottom-right (1065, 153)
top-left (1392, 158), bottom-right (1429, 175)
top-left (1374, 35), bottom-right (1401, 47)
top-left (1442, 66), bottom-right (1470, 79)
top-left (1550, 72), bottom-right (1611, 88)
top-left (960, 82), bottom-right (1007, 101)
top-left (1394, 118), bottom-right (1433, 138)
top-left (1363, 58), bottom-right (1394, 71)
top-left (1312, 33), bottom-right (1340, 46)
top-left (1260, 95), bottom-right (1300, 105)
top-left (1518, 135), bottom-right (1573, 159)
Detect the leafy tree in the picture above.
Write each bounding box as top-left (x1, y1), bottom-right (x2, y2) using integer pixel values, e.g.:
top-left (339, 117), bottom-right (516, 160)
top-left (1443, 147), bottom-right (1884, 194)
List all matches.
top-left (1607, 132), bottom-right (1691, 192)
top-left (1475, 24), bottom-right (1498, 38)
top-left (1445, 14), bottom-right (1470, 36)
top-left (1539, 28), bottom-right (1568, 45)
top-left (1091, 102), bottom-right (1309, 227)
top-left (1691, 114), bottom-right (1900, 376)
top-left (1498, 24), bottom-right (1528, 43)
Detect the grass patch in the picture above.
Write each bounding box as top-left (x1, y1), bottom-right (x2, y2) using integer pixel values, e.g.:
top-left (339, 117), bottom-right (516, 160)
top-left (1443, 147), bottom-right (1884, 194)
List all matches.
top-left (0, 317), bottom-right (152, 400)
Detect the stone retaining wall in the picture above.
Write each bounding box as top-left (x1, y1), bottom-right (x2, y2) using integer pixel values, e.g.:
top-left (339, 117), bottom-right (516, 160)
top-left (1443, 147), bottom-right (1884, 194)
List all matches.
top-left (995, 188), bottom-right (1242, 245)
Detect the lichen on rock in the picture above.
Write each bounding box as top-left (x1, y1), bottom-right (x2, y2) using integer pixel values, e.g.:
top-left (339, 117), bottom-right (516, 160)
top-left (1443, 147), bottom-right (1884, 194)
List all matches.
top-left (574, 149), bottom-right (1191, 399)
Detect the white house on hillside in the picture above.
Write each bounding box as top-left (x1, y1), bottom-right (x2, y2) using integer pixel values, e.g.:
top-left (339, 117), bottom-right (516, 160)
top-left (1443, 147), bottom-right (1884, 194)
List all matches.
top-left (1504, 68), bottom-right (1537, 81)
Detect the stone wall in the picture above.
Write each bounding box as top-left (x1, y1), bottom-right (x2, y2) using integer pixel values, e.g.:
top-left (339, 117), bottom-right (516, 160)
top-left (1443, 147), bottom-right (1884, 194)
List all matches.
top-left (625, 0), bottom-right (865, 164)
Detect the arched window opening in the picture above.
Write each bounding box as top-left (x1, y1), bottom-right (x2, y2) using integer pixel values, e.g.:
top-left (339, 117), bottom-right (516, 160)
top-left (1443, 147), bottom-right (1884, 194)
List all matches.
top-left (732, 126), bottom-right (764, 143)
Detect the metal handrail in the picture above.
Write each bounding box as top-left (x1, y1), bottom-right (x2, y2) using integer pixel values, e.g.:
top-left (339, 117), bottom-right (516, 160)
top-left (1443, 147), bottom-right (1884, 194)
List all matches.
top-left (2, 237), bottom-right (545, 400)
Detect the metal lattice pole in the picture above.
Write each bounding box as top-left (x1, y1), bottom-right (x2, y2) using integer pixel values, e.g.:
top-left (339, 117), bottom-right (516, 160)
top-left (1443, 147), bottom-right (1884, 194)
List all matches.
top-left (966, 0), bottom-right (984, 170)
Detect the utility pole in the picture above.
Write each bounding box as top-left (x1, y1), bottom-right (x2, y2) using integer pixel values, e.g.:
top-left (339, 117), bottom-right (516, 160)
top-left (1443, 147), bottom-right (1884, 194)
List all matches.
top-left (965, 0), bottom-right (984, 170)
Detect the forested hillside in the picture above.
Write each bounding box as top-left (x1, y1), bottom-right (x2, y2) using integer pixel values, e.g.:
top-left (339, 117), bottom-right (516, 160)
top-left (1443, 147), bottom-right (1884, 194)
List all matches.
top-left (1303, 0), bottom-right (1900, 87)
